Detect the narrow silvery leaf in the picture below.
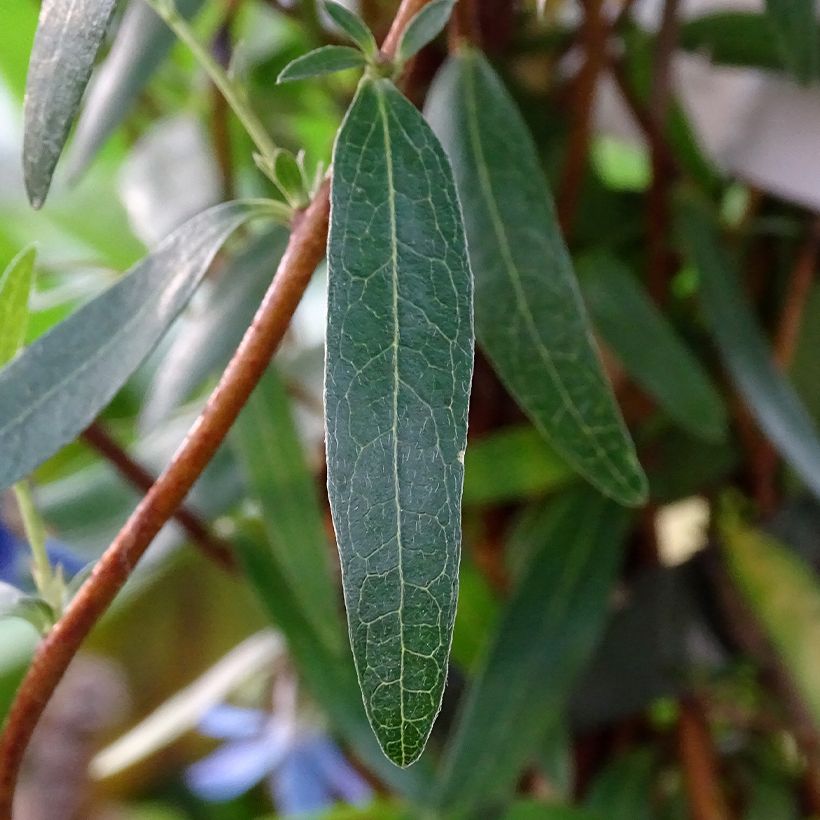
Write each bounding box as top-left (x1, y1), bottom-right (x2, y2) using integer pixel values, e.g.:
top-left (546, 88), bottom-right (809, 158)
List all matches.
top-left (426, 48), bottom-right (647, 506)
top-left (0, 247), bottom-right (36, 366)
top-left (579, 253), bottom-right (728, 443)
top-left (277, 46), bottom-right (367, 84)
top-left (326, 76), bottom-right (474, 767)
top-left (435, 490), bottom-right (630, 812)
top-left (323, 1), bottom-right (378, 57)
top-left (66, 0), bottom-right (206, 180)
top-left (23, 0), bottom-right (118, 207)
top-left (765, 0), bottom-right (820, 84)
top-left (395, 0), bottom-right (456, 64)
top-left (679, 200), bottom-right (820, 501)
top-left (0, 202), bottom-right (266, 493)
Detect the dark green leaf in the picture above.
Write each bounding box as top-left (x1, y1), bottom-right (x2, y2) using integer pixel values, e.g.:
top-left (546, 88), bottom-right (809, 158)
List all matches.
top-left (765, 0), bottom-right (820, 84)
top-left (0, 202), bottom-right (266, 493)
top-left (427, 48), bottom-right (647, 507)
top-left (323, 1), bottom-right (377, 56)
top-left (720, 499), bottom-right (820, 728)
top-left (66, 0), bottom-right (206, 179)
top-left (504, 804), bottom-right (599, 820)
top-left (23, 0), bottom-right (118, 207)
top-left (435, 489), bottom-right (630, 812)
top-left (395, 0), bottom-right (456, 64)
top-left (578, 253), bottom-right (728, 443)
top-left (232, 368), bottom-right (342, 650)
top-left (584, 749), bottom-right (657, 820)
top-left (463, 426), bottom-right (573, 505)
top-left (326, 76), bottom-right (474, 767)
top-left (679, 199), bottom-right (820, 501)
top-left (277, 45), bottom-right (367, 84)
top-left (273, 150), bottom-right (308, 206)
top-left (0, 247), bottom-right (36, 366)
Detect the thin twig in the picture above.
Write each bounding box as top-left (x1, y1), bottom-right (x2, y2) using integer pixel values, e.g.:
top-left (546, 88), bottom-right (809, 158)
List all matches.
top-left (0, 2), bottom-right (431, 813)
top-left (80, 423), bottom-right (236, 571)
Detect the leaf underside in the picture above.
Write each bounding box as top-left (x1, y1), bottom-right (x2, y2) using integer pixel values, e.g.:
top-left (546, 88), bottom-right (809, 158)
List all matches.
top-left (0, 202), bottom-right (261, 493)
top-left (426, 48), bottom-right (647, 507)
top-left (326, 77), bottom-right (474, 767)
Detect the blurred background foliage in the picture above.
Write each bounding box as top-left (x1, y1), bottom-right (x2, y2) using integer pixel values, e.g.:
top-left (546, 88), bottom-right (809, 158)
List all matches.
top-left (3, 0), bottom-right (820, 817)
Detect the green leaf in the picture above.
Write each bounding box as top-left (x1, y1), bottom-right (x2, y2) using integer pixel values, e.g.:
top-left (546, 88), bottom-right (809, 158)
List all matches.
top-left (504, 804), bottom-right (599, 820)
top-left (326, 76), bottom-right (474, 767)
top-left (0, 202), bottom-right (266, 493)
top-left (584, 749), bottom-right (657, 820)
top-left (435, 489), bottom-right (630, 812)
top-left (578, 252), bottom-right (728, 443)
top-left (66, 0), bottom-right (206, 179)
top-left (232, 518), bottom-right (434, 800)
top-left (23, 0), bottom-right (119, 208)
top-left (0, 247), bottom-right (36, 366)
top-left (395, 0), bottom-right (456, 64)
top-left (277, 45), bottom-right (367, 84)
top-left (765, 0), bottom-right (820, 84)
top-left (426, 48), bottom-right (647, 507)
top-left (232, 368), bottom-right (342, 651)
top-left (679, 199), bottom-right (820, 501)
top-left (463, 426), bottom-right (573, 506)
top-left (0, 582), bottom-right (54, 634)
top-left (719, 499), bottom-right (820, 729)
top-left (323, 1), bottom-right (378, 56)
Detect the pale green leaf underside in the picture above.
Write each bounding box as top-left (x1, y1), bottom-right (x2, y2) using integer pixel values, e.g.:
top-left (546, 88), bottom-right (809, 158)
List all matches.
top-left (23, 0), bottom-right (118, 207)
top-left (396, 0), bottom-right (456, 64)
top-left (326, 77), bottom-right (474, 767)
top-left (0, 202), bottom-right (263, 492)
top-left (426, 48), bottom-right (647, 507)
top-left (0, 247), bottom-right (36, 366)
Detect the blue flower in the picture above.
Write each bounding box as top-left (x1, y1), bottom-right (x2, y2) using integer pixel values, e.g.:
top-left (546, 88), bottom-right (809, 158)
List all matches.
top-left (186, 704), bottom-right (373, 816)
top-left (0, 520), bottom-right (87, 588)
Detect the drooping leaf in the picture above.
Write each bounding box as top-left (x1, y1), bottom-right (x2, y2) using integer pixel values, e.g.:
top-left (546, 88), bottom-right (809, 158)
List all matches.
top-left (0, 201), bottom-right (267, 493)
top-left (232, 368), bottom-right (342, 650)
top-left (66, 0), bottom-right (206, 180)
top-left (426, 48), bottom-right (647, 507)
top-left (578, 253), bottom-right (728, 443)
top-left (277, 45), bottom-right (367, 84)
top-left (232, 518), bottom-right (435, 800)
top-left (395, 0), bottom-right (456, 65)
top-left (764, 0), bottom-right (820, 84)
top-left (463, 426), bottom-right (574, 506)
top-left (0, 247), bottom-right (36, 366)
top-left (679, 200), bottom-right (820, 501)
top-left (720, 499), bottom-right (820, 729)
top-left (323, 1), bottom-right (377, 57)
top-left (435, 489), bottom-right (630, 813)
top-left (326, 76), bottom-right (474, 767)
top-left (23, 0), bottom-right (118, 208)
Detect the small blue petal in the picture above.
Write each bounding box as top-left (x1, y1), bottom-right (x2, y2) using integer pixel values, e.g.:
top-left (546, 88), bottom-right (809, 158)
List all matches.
top-left (185, 722), bottom-right (291, 802)
top-left (307, 736), bottom-right (373, 805)
top-left (197, 705), bottom-right (267, 740)
top-left (270, 743), bottom-right (334, 816)
top-left (45, 540), bottom-right (89, 578)
top-left (0, 523), bottom-right (24, 585)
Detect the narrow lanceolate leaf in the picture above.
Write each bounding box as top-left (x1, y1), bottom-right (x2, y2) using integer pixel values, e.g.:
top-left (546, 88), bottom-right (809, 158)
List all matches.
top-left (67, 0), bottom-right (206, 180)
top-left (395, 0), bottom-right (456, 65)
top-left (720, 500), bottom-right (820, 728)
top-left (578, 253), bottom-right (728, 443)
top-left (233, 369), bottom-right (342, 651)
top-left (323, 1), bottom-right (378, 57)
top-left (23, 0), bottom-right (118, 208)
top-left (0, 247), bottom-right (36, 366)
top-left (326, 76), bottom-right (474, 767)
top-left (277, 46), bottom-right (367, 84)
top-left (679, 200), bottom-right (820, 501)
top-left (0, 202), bottom-right (264, 493)
top-left (435, 490), bottom-right (630, 812)
top-left (765, 0), bottom-right (820, 84)
top-left (426, 48), bottom-right (647, 507)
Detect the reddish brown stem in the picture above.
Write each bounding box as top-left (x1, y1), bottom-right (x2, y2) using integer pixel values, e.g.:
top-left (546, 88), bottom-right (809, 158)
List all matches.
top-left (0, 3), bottom-right (430, 812)
top-left (80, 422), bottom-right (236, 571)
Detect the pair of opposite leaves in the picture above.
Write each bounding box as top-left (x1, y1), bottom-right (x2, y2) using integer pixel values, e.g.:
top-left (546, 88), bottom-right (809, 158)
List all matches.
top-left (326, 49), bottom-right (646, 768)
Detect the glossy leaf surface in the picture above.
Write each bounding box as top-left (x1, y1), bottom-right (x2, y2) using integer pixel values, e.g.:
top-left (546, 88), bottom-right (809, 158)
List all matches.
top-left (0, 202), bottom-right (265, 492)
top-left (680, 201), bottom-right (820, 501)
top-left (426, 48), bottom-right (647, 507)
top-left (326, 76), bottom-right (474, 767)
top-left (436, 489), bottom-right (629, 812)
